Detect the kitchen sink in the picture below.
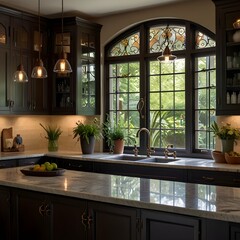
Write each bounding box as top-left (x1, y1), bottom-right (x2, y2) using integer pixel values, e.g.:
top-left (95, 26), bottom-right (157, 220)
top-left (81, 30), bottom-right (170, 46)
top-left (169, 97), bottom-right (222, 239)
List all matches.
top-left (101, 154), bottom-right (149, 161)
top-left (138, 157), bottom-right (180, 163)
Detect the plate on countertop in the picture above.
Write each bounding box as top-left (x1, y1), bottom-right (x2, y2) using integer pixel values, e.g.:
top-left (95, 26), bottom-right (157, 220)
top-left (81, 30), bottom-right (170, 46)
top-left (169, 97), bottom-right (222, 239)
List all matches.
top-left (20, 167), bottom-right (65, 177)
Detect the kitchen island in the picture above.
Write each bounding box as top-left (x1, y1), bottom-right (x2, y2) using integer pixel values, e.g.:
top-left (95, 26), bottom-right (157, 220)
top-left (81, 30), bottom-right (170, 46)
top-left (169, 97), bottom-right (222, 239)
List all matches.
top-left (0, 166), bottom-right (240, 239)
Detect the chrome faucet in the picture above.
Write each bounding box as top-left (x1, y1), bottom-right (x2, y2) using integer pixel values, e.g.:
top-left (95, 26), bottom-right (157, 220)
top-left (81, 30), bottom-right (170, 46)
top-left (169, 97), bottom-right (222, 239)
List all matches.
top-left (135, 128), bottom-right (154, 157)
top-left (164, 144), bottom-right (177, 158)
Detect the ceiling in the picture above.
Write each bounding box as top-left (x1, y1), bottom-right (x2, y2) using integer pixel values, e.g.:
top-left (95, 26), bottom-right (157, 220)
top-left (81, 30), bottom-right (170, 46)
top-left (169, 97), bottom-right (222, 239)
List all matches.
top-left (0, 0), bottom-right (190, 18)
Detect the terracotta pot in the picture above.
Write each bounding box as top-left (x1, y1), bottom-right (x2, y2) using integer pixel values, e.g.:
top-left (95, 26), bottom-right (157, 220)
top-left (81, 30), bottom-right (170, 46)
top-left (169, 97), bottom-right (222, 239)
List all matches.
top-left (113, 139), bottom-right (124, 154)
top-left (211, 150), bottom-right (226, 163)
top-left (80, 136), bottom-right (95, 154)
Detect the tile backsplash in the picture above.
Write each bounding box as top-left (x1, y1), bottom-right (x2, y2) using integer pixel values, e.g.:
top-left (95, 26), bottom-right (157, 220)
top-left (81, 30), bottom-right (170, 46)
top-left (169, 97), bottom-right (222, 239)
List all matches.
top-left (0, 115), bottom-right (101, 153)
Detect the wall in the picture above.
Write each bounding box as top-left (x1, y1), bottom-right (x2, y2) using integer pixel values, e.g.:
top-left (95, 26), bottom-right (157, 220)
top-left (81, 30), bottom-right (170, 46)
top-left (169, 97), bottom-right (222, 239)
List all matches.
top-left (0, 115), bottom-right (101, 153)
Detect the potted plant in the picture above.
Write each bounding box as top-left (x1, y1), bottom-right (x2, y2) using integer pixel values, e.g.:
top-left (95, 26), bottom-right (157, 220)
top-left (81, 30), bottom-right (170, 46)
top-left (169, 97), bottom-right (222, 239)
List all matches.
top-left (40, 123), bottom-right (62, 152)
top-left (73, 118), bottom-right (101, 154)
top-left (102, 114), bottom-right (132, 154)
top-left (211, 121), bottom-right (240, 153)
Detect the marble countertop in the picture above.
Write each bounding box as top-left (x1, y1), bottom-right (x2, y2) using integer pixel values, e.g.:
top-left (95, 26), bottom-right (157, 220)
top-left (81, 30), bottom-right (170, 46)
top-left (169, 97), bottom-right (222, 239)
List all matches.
top-left (1, 150), bottom-right (240, 172)
top-left (1, 166), bottom-right (240, 223)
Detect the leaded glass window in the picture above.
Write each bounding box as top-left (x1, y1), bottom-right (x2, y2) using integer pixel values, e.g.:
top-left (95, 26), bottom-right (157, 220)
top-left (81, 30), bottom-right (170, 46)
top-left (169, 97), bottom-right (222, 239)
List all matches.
top-left (109, 32), bottom-right (140, 56)
top-left (196, 31), bottom-right (216, 49)
top-left (105, 19), bottom-right (216, 157)
top-left (149, 25), bottom-right (186, 53)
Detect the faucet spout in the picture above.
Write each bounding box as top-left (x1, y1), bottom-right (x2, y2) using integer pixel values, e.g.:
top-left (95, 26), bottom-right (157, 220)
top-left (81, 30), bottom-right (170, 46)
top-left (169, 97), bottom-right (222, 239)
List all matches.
top-left (136, 128), bottom-right (154, 157)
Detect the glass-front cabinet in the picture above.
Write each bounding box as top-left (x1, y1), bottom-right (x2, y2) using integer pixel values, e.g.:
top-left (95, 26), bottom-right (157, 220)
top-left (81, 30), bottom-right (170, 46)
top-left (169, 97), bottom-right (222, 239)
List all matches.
top-left (213, 0), bottom-right (240, 115)
top-left (80, 32), bottom-right (98, 115)
top-left (51, 17), bottom-right (102, 115)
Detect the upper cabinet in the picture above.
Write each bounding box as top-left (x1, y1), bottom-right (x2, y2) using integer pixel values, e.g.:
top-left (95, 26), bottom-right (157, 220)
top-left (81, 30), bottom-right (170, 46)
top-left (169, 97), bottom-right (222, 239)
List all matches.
top-left (0, 7), bottom-right (49, 115)
top-left (213, 0), bottom-right (240, 115)
top-left (50, 17), bottom-right (102, 115)
top-left (0, 7), bottom-right (101, 116)
top-left (0, 14), bottom-right (11, 113)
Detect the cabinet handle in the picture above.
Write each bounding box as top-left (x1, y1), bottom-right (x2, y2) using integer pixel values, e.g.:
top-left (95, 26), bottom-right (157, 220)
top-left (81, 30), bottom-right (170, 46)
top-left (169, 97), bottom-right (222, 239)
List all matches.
top-left (45, 204), bottom-right (51, 216)
top-left (39, 204), bottom-right (45, 216)
top-left (202, 176), bottom-right (214, 181)
top-left (81, 212), bottom-right (88, 231)
top-left (87, 215), bottom-right (93, 229)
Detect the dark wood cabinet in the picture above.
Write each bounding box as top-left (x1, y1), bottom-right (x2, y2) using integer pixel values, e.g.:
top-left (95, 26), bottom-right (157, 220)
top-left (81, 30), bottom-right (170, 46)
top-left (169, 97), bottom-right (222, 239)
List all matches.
top-left (0, 187), bottom-right (11, 240)
top-left (88, 201), bottom-right (139, 240)
top-left (231, 224), bottom-right (240, 240)
top-left (50, 17), bottom-right (102, 115)
top-left (2, 183), bottom-right (240, 240)
top-left (213, 0), bottom-right (240, 115)
top-left (0, 13), bottom-right (11, 113)
top-left (0, 6), bottom-right (49, 115)
top-left (188, 169), bottom-right (240, 187)
top-left (13, 189), bottom-right (87, 240)
top-left (141, 210), bottom-right (200, 240)
top-left (93, 161), bottom-right (188, 182)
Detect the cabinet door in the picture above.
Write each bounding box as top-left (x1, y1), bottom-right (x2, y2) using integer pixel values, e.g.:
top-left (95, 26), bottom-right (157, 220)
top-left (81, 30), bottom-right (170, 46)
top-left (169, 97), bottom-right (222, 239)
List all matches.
top-left (14, 190), bottom-right (51, 240)
top-left (231, 223), bottom-right (240, 240)
top-left (0, 187), bottom-right (11, 240)
top-left (88, 201), bottom-right (139, 240)
top-left (0, 14), bottom-right (11, 113)
top-left (51, 195), bottom-right (87, 240)
top-left (51, 30), bottom-right (75, 114)
top-left (29, 24), bottom-right (49, 114)
top-left (213, 0), bottom-right (240, 115)
top-left (11, 18), bottom-right (32, 113)
top-left (141, 210), bottom-right (200, 240)
top-left (78, 28), bottom-right (101, 115)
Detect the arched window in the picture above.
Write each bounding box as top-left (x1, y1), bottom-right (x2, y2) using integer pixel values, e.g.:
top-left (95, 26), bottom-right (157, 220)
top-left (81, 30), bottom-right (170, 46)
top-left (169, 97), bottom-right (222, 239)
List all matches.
top-left (104, 19), bottom-right (216, 158)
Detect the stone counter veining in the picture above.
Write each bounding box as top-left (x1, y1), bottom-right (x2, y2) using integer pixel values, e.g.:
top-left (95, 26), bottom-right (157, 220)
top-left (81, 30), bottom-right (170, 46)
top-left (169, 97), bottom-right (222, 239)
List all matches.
top-left (1, 166), bottom-right (240, 223)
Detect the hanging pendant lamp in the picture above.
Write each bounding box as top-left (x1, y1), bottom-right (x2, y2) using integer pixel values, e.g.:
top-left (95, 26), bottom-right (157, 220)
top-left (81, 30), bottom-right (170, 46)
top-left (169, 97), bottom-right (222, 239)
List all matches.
top-left (13, 14), bottom-right (28, 83)
top-left (157, 25), bottom-right (177, 63)
top-left (53, 0), bottom-right (72, 73)
top-left (31, 0), bottom-right (48, 78)
top-left (13, 64), bottom-right (29, 82)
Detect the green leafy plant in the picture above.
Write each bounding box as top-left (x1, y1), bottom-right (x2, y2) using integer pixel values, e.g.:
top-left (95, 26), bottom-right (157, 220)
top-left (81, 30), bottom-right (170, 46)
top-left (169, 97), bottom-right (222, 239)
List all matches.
top-left (102, 114), bottom-right (135, 150)
top-left (210, 121), bottom-right (240, 140)
top-left (73, 118), bottom-right (101, 144)
top-left (40, 123), bottom-right (62, 141)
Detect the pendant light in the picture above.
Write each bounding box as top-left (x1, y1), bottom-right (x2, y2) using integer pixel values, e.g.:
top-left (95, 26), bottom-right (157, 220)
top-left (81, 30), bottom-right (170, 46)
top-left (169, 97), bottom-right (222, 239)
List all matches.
top-left (31, 0), bottom-right (48, 78)
top-left (53, 0), bottom-right (72, 73)
top-left (157, 25), bottom-right (177, 63)
top-left (13, 14), bottom-right (28, 83)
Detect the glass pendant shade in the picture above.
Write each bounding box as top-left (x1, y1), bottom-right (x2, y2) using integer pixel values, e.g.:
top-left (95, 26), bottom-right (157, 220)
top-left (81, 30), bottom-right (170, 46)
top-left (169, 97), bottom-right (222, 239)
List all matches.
top-left (53, 51), bottom-right (72, 73)
top-left (31, 59), bottom-right (48, 78)
top-left (53, 0), bottom-right (72, 73)
top-left (31, 0), bottom-right (47, 79)
top-left (13, 64), bottom-right (29, 82)
top-left (157, 45), bottom-right (177, 63)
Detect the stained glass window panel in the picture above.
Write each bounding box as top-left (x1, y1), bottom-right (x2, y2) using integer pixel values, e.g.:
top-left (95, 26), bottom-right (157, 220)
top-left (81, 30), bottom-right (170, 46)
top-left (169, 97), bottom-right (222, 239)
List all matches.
top-left (109, 32), bottom-right (140, 56)
top-left (196, 31), bottom-right (216, 49)
top-left (149, 25), bottom-right (186, 53)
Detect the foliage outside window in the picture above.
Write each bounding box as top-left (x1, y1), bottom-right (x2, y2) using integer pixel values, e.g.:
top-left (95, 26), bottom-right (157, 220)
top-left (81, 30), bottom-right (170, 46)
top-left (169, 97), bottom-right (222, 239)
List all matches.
top-left (105, 19), bottom-right (216, 157)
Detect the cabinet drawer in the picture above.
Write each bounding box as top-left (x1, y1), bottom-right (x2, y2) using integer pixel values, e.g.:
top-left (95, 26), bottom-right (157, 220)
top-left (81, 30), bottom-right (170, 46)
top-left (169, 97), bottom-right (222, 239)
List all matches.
top-left (188, 170), bottom-right (238, 187)
top-left (93, 162), bottom-right (187, 182)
